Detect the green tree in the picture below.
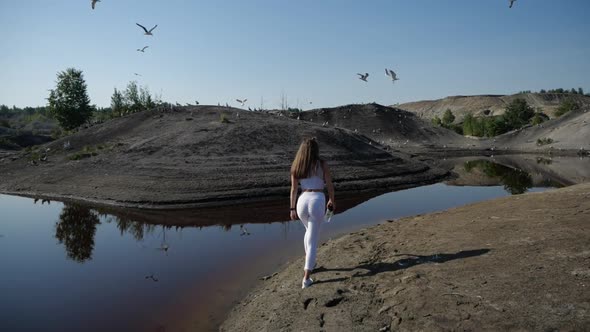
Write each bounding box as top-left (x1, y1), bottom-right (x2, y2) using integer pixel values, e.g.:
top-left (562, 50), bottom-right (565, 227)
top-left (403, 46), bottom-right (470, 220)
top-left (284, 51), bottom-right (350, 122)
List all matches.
top-left (578, 87), bottom-right (584, 95)
top-left (462, 113), bottom-right (474, 136)
top-left (442, 109), bottom-right (455, 127)
top-left (531, 112), bottom-right (548, 125)
top-left (539, 89), bottom-right (546, 94)
top-left (503, 98), bottom-right (534, 130)
top-left (431, 116), bottom-right (442, 127)
top-left (139, 86), bottom-right (155, 110)
top-left (47, 68), bottom-right (93, 130)
top-left (570, 88), bottom-right (577, 94)
top-left (110, 88), bottom-right (125, 117)
top-left (124, 81), bottom-right (142, 113)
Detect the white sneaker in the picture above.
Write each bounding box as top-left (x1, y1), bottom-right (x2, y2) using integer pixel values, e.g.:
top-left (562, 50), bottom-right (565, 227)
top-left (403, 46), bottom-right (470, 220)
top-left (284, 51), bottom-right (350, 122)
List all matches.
top-left (302, 278), bottom-right (314, 289)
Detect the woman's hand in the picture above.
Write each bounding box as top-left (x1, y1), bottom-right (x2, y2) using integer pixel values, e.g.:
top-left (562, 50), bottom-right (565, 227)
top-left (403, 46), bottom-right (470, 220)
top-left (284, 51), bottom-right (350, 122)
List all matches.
top-left (327, 199), bottom-right (335, 212)
top-left (290, 210), bottom-right (298, 220)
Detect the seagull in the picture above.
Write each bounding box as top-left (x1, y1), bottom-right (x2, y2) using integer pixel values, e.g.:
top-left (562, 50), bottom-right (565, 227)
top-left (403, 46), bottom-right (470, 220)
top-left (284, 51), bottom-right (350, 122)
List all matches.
top-left (385, 68), bottom-right (399, 83)
top-left (236, 99), bottom-right (247, 106)
top-left (91, 0), bottom-right (100, 10)
top-left (195, 100), bottom-right (199, 105)
top-left (145, 274), bottom-right (159, 282)
top-left (509, 0), bottom-right (516, 8)
top-left (137, 46), bottom-right (149, 52)
top-left (134, 73), bottom-right (142, 76)
top-left (357, 73), bottom-right (369, 82)
top-left (136, 23), bottom-right (158, 36)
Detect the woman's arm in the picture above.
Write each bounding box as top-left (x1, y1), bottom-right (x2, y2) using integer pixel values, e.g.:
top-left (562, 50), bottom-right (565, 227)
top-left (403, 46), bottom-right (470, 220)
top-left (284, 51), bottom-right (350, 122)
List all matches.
top-left (322, 161), bottom-right (336, 210)
top-left (290, 173), bottom-right (299, 220)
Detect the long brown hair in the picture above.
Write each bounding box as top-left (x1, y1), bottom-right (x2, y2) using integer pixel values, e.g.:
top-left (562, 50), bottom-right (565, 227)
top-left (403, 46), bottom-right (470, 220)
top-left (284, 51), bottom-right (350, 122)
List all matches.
top-left (291, 137), bottom-right (321, 179)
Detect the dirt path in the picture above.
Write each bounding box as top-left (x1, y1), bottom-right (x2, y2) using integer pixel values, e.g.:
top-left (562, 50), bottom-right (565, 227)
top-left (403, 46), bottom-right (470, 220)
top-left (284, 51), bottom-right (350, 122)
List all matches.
top-left (222, 183), bottom-right (590, 331)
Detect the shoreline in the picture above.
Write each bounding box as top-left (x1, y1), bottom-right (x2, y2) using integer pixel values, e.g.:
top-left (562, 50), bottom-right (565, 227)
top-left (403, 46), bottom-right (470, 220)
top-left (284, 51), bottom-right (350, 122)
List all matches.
top-left (221, 182), bottom-right (590, 331)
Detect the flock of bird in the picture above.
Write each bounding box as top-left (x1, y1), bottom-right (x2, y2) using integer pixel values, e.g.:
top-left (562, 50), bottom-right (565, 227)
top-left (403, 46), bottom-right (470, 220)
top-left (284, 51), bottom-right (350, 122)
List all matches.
top-left (90, 0), bottom-right (518, 108)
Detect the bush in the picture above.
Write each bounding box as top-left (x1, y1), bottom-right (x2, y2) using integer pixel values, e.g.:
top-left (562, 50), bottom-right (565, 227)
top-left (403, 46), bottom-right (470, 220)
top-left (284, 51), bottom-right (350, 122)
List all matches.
top-left (220, 114), bottom-right (230, 123)
top-left (536, 138), bottom-right (554, 146)
top-left (555, 98), bottom-right (580, 117)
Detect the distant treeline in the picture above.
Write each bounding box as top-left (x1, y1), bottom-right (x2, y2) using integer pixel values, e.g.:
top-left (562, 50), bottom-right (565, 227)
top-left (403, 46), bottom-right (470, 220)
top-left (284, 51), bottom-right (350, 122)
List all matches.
top-left (518, 87), bottom-right (588, 96)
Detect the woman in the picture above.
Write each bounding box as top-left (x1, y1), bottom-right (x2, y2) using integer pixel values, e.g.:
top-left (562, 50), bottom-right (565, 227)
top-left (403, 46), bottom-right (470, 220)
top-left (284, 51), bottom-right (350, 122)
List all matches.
top-left (290, 137), bottom-right (335, 289)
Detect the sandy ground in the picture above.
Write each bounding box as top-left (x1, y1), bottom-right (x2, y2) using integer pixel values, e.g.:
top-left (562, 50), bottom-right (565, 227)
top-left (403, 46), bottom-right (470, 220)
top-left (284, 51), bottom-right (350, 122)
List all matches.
top-left (221, 183), bottom-right (590, 331)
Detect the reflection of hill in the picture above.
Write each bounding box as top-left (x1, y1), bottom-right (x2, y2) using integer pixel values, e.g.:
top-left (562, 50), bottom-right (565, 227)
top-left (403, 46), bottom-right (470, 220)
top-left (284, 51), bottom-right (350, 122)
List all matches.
top-left (444, 155), bottom-right (590, 190)
top-left (93, 189), bottom-right (393, 229)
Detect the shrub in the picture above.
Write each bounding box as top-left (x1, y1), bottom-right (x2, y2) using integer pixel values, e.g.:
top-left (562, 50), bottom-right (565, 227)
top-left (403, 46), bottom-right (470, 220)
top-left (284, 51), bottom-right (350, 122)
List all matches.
top-left (220, 114), bottom-right (230, 123)
top-left (536, 138), bottom-right (554, 146)
top-left (555, 98), bottom-right (580, 117)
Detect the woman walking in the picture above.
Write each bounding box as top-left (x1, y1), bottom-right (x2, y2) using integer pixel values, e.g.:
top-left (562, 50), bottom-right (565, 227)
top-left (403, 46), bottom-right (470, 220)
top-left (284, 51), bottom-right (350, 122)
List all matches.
top-left (290, 137), bottom-right (335, 289)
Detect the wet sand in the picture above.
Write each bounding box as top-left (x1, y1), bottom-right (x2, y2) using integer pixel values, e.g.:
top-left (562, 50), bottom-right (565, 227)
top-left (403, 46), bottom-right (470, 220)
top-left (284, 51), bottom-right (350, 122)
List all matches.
top-left (222, 182), bottom-right (590, 331)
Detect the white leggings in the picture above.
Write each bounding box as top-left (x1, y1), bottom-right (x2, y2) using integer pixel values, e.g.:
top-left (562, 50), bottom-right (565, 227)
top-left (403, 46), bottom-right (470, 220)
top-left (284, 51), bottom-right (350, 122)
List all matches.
top-left (296, 192), bottom-right (325, 271)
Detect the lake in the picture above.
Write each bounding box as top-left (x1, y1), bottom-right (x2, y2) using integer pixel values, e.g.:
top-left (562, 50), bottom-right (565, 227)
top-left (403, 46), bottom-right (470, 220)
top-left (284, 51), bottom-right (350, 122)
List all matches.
top-left (0, 155), bottom-right (588, 331)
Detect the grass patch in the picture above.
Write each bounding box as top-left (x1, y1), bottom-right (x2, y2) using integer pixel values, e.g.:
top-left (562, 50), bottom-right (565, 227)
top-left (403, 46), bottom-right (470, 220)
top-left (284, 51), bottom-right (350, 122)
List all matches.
top-left (220, 113), bottom-right (230, 123)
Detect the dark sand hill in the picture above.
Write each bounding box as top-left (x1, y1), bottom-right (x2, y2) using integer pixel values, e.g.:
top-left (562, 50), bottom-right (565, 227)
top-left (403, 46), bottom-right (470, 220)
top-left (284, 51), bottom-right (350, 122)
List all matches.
top-left (398, 93), bottom-right (590, 120)
top-left (281, 103), bottom-right (478, 150)
top-left (0, 106), bottom-right (448, 208)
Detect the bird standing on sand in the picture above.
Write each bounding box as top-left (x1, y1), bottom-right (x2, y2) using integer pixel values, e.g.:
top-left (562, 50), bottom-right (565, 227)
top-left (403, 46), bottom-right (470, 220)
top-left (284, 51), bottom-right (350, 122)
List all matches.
top-left (385, 68), bottom-right (399, 83)
top-left (136, 23), bottom-right (158, 36)
top-left (357, 73), bottom-right (369, 82)
top-left (91, 0), bottom-right (100, 10)
top-left (137, 46), bottom-right (149, 52)
top-left (509, 0), bottom-right (516, 8)
top-left (236, 99), bottom-right (247, 106)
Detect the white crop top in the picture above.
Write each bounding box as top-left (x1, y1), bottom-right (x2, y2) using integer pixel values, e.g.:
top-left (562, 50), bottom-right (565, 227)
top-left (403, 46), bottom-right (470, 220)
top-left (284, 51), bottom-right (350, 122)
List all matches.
top-left (299, 161), bottom-right (325, 190)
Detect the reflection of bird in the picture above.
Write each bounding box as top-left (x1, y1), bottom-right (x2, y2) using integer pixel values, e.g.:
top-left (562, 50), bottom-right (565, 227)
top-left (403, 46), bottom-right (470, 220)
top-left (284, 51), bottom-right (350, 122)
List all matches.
top-left (385, 68), bottom-right (399, 83)
top-left (145, 274), bottom-right (159, 282)
top-left (91, 0), bottom-right (100, 10)
top-left (509, 0), bottom-right (516, 8)
top-left (240, 225), bottom-right (250, 236)
top-left (136, 23), bottom-right (158, 36)
top-left (137, 46), bottom-right (149, 52)
top-left (236, 99), bottom-right (247, 106)
top-left (357, 73), bottom-right (369, 82)
top-left (156, 227), bottom-right (169, 254)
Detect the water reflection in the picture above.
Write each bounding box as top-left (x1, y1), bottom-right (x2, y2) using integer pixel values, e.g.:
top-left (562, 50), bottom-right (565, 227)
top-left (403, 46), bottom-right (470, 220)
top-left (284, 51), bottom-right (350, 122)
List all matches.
top-left (463, 160), bottom-right (533, 194)
top-left (55, 204), bottom-right (100, 262)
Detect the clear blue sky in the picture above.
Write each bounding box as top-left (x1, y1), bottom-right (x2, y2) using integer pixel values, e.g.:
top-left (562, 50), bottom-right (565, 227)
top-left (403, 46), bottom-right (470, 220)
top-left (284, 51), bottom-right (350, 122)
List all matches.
top-left (1, 0), bottom-right (589, 109)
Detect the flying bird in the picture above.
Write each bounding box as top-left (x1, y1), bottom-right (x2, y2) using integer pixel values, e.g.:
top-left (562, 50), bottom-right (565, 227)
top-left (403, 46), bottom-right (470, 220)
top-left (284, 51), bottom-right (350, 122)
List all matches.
top-left (136, 23), bottom-right (158, 36)
top-left (357, 73), bottom-right (369, 82)
top-left (509, 0), bottom-right (516, 8)
top-left (236, 99), bottom-right (247, 106)
top-left (137, 46), bottom-right (149, 52)
top-left (134, 73), bottom-right (142, 76)
top-left (385, 68), bottom-right (399, 83)
top-left (91, 0), bottom-right (100, 10)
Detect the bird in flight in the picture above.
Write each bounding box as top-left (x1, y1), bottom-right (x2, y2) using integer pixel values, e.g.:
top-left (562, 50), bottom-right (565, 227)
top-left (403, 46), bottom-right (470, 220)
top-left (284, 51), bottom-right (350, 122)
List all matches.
top-left (236, 99), bottom-right (248, 106)
top-left (509, 0), bottom-right (516, 8)
top-left (134, 73), bottom-right (142, 76)
top-left (137, 46), bottom-right (149, 52)
top-left (91, 0), bottom-right (100, 10)
top-left (357, 73), bottom-right (369, 82)
top-left (385, 68), bottom-right (399, 83)
top-left (136, 23), bottom-right (158, 36)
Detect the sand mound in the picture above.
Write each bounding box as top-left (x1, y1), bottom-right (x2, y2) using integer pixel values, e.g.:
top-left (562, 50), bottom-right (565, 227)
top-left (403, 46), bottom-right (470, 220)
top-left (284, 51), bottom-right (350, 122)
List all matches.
top-left (282, 103), bottom-right (475, 149)
top-left (399, 93), bottom-right (590, 120)
top-left (0, 106), bottom-right (447, 208)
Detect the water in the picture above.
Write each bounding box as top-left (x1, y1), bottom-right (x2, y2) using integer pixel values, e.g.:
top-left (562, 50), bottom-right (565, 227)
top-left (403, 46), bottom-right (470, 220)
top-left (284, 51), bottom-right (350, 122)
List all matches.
top-left (0, 155), bottom-right (588, 331)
